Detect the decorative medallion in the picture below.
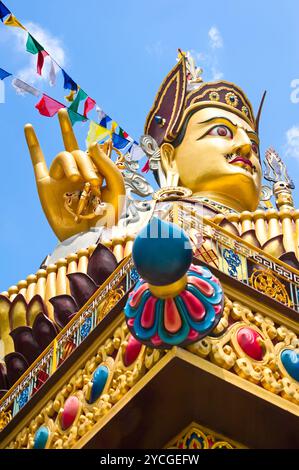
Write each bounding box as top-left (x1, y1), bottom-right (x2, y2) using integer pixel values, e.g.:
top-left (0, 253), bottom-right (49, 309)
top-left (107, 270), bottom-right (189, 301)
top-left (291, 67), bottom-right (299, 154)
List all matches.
top-left (209, 91), bottom-right (220, 102)
top-left (123, 334), bottom-right (143, 366)
top-left (60, 396), bottom-right (80, 431)
top-left (236, 327), bottom-right (265, 361)
top-left (225, 92), bottom-right (239, 107)
top-left (280, 349), bottom-right (299, 382)
top-left (152, 186), bottom-right (193, 202)
top-left (33, 426), bottom-right (50, 449)
top-left (86, 365), bottom-right (109, 404)
top-left (249, 269), bottom-right (291, 307)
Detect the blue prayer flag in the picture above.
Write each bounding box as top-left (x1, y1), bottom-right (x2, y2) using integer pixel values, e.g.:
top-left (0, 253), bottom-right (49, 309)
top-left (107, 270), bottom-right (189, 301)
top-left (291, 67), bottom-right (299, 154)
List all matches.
top-left (0, 67), bottom-right (11, 80)
top-left (0, 2), bottom-right (10, 21)
top-left (99, 115), bottom-right (112, 128)
top-left (62, 69), bottom-right (78, 91)
top-left (112, 133), bottom-right (130, 149)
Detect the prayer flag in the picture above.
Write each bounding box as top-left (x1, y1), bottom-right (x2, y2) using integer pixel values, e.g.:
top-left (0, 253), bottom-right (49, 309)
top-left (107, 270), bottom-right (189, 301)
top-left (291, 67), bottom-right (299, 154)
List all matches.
top-left (99, 115), bottom-right (112, 128)
top-left (37, 50), bottom-right (49, 75)
top-left (4, 14), bottom-right (26, 30)
top-left (96, 106), bottom-right (106, 123)
top-left (26, 33), bottom-right (44, 54)
top-left (0, 67), bottom-right (11, 80)
top-left (49, 60), bottom-right (56, 86)
top-left (69, 88), bottom-right (87, 113)
top-left (62, 69), bottom-right (78, 91)
top-left (112, 133), bottom-right (130, 150)
top-left (141, 160), bottom-right (150, 173)
top-left (130, 142), bottom-right (145, 161)
top-left (67, 108), bottom-right (86, 126)
top-left (35, 94), bottom-right (65, 117)
top-left (86, 121), bottom-right (111, 148)
top-left (12, 78), bottom-right (40, 96)
top-left (0, 2), bottom-right (10, 22)
top-left (83, 97), bottom-right (96, 117)
top-left (119, 128), bottom-right (129, 139)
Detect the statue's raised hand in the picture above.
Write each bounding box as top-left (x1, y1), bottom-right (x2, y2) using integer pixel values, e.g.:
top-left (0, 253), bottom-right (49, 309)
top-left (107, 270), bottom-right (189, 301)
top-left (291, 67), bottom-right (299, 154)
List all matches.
top-left (25, 109), bottom-right (125, 241)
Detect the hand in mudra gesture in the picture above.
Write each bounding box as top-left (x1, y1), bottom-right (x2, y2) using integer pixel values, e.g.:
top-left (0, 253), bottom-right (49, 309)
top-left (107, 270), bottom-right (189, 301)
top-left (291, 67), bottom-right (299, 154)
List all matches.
top-left (25, 109), bottom-right (125, 241)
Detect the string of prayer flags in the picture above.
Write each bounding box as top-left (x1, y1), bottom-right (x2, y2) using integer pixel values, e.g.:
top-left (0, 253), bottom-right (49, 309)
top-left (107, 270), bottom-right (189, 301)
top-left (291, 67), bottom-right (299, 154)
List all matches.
top-left (0, 1), bottom-right (10, 21)
top-left (86, 121), bottom-right (111, 148)
top-left (35, 94), bottom-right (65, 117)
top-left (0, 67), bottom-right (11, 80)
top-left (12, 78), bottom-right (40, 96)
top-left (67, 108), bottom-right (86, 126)
top-left (83, 97), bottom-right (96, 118)
top-left (62, 69), bottom-right (78, 91)
top-left (96, 106), bottom-right (106, 123)
top-left (37, 50), bottom-right (49, 75)
top-left (26, 34), bottom-right (44, 54)
top-left (3, 14), bottom-right (26, 30)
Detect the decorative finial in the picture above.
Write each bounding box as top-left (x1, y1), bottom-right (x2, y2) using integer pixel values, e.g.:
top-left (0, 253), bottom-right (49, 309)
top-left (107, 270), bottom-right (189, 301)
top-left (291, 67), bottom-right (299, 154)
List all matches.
top-left (264, 148), bottom-right (295, 210)
top-left (125, 218), bottom-right (224, 348)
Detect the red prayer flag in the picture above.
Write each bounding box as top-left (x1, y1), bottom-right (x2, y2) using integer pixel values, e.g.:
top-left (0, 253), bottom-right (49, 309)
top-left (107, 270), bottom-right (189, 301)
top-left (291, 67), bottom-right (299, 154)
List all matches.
top-left (37, 50), bottom-right (49, 75)
top-left (35, 94), bottom-right (65, 117)
top-left (83, 96), bottom-right (96, 118)
top-left (141, 160), bottom-right (150, 173)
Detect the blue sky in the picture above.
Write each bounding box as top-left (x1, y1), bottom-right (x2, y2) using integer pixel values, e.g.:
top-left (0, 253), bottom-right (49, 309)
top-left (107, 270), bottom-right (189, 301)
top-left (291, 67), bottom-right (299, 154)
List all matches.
top-left (0, 0), bottom-right (298, 291)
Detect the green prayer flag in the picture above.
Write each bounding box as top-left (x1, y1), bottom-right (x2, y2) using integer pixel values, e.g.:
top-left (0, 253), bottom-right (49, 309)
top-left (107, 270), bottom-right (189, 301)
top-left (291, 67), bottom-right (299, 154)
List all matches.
top-left (68, 108), bottom-right (86, 126)
top-left (69, 88), bottom-right (88, 113)
top-left (26, 33), bottom-right (44, 54)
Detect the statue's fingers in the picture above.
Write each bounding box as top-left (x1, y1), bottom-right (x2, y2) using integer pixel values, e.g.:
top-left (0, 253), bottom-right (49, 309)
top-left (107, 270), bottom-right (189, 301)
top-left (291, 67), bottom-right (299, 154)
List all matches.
top-left (89, 143), bottom-right (125, 194)
top-left (72, 150), bottom-right (103, 188)
top-left (49, 151), bottom-right (82, 182)
top-left (24, 124), bottom-right (49, 181)
top-left (58, 108), bottom-right (79, 152)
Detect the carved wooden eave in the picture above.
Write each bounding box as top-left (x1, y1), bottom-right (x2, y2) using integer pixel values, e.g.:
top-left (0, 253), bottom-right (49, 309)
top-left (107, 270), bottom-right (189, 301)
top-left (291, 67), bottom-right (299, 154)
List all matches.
top-left (1, 266), bottom-right (299, 450)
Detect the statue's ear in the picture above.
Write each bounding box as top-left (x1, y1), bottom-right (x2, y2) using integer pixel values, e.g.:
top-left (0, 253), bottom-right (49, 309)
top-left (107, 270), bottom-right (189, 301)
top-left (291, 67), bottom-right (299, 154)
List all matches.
top-left (144, 57), bottom-right (187, 146)
top-left (160, 143), bottom-right (179, 187)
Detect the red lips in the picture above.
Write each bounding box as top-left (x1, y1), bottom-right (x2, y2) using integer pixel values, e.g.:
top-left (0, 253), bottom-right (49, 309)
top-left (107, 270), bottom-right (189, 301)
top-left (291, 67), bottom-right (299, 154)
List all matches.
top-left (229, 156), bottom-right (253, 168)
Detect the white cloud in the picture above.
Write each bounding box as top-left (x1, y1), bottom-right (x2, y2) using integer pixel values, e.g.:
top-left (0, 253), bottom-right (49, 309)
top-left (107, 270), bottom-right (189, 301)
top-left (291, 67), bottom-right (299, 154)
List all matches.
top-left (4, 22), bottom-right (65, 86)
top-left (208, 26), bottom-right (223, 49)
top-left (285, 126), bottom-right (299, 159)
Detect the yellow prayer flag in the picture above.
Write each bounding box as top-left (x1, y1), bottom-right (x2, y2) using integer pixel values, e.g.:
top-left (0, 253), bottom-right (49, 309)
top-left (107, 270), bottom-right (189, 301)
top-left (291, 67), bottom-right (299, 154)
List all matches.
top-left (4, 14), bottom-right (26, 30)
top-left (86, 121), bottom-right (111, 148)
top-left (111, 121), bottom-right (118, 134)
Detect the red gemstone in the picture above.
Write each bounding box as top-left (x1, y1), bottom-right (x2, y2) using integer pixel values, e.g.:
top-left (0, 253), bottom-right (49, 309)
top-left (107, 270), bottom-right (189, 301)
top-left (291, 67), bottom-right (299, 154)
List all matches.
top-left (61, 396), bottom-right (80, 430)
top-left (124, 334), bottom-right (142, 366)
top-left (237, 327), bottom-right (264, 361)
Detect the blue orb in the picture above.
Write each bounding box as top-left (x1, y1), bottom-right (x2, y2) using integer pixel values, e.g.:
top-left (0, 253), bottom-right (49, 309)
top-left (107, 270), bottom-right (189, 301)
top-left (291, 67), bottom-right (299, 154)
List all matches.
top-left (132, 218), bottom-right (193, 286)
top-left (34, 426), bottom-right (49, 449)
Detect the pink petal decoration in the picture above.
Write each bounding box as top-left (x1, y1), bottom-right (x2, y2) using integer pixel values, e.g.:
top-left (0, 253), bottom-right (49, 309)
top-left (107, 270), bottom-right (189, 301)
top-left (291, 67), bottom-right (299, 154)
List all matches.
top-left (164, 298), bottom-right (182, 333)
top-left (188, 276), bottom-right (214, 297)
top-left (214, 304), bottom-right (222, 315)
top-left (237, 327), bottom-right (264, 361)
top-left (140, 297), bottom-right (157, 328)
top-left (187, 329), bottom-right (199, 341)
top-left (151, 334), bottom-right (163, 346)
top-left (190, 265), bottom-right (203, 275)
top-left (61, 396), bottom-right (80, 430)
top-left (180, 290), bottom-right (206, 320)
top-left (124, 334), bottom-right (142, 366)
top-left (129, 283), bottom-right (149, 307)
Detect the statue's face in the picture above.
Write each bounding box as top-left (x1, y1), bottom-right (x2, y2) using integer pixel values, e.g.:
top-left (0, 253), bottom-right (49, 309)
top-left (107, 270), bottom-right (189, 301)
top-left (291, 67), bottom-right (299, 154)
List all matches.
top-left (166, 107), bottom-right (262, 212)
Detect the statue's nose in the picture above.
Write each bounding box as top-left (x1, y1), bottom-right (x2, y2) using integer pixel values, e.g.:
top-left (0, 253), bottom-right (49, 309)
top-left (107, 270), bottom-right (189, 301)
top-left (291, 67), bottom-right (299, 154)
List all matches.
top-left (232, 129), bottom-right (252, 158)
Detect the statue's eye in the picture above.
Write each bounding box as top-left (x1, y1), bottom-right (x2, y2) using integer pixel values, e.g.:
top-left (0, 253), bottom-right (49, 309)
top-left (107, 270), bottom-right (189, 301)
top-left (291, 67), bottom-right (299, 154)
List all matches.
top-left (208, 125), bottom-right (233, 138)
top-left (251, 141), bottom-right (259, 156)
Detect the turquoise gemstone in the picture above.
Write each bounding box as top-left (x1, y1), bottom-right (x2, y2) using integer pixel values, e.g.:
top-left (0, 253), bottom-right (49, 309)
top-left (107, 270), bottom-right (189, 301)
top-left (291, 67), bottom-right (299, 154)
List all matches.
top-left (88, 365), bottom-right (109, 404)
top-left (33, 426), bottom-right (49, 449)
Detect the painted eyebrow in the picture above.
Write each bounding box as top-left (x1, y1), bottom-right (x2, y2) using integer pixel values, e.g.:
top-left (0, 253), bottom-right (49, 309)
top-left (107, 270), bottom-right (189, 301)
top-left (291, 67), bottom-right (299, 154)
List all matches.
top-left (198, 117), bottom-right (259, 143)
